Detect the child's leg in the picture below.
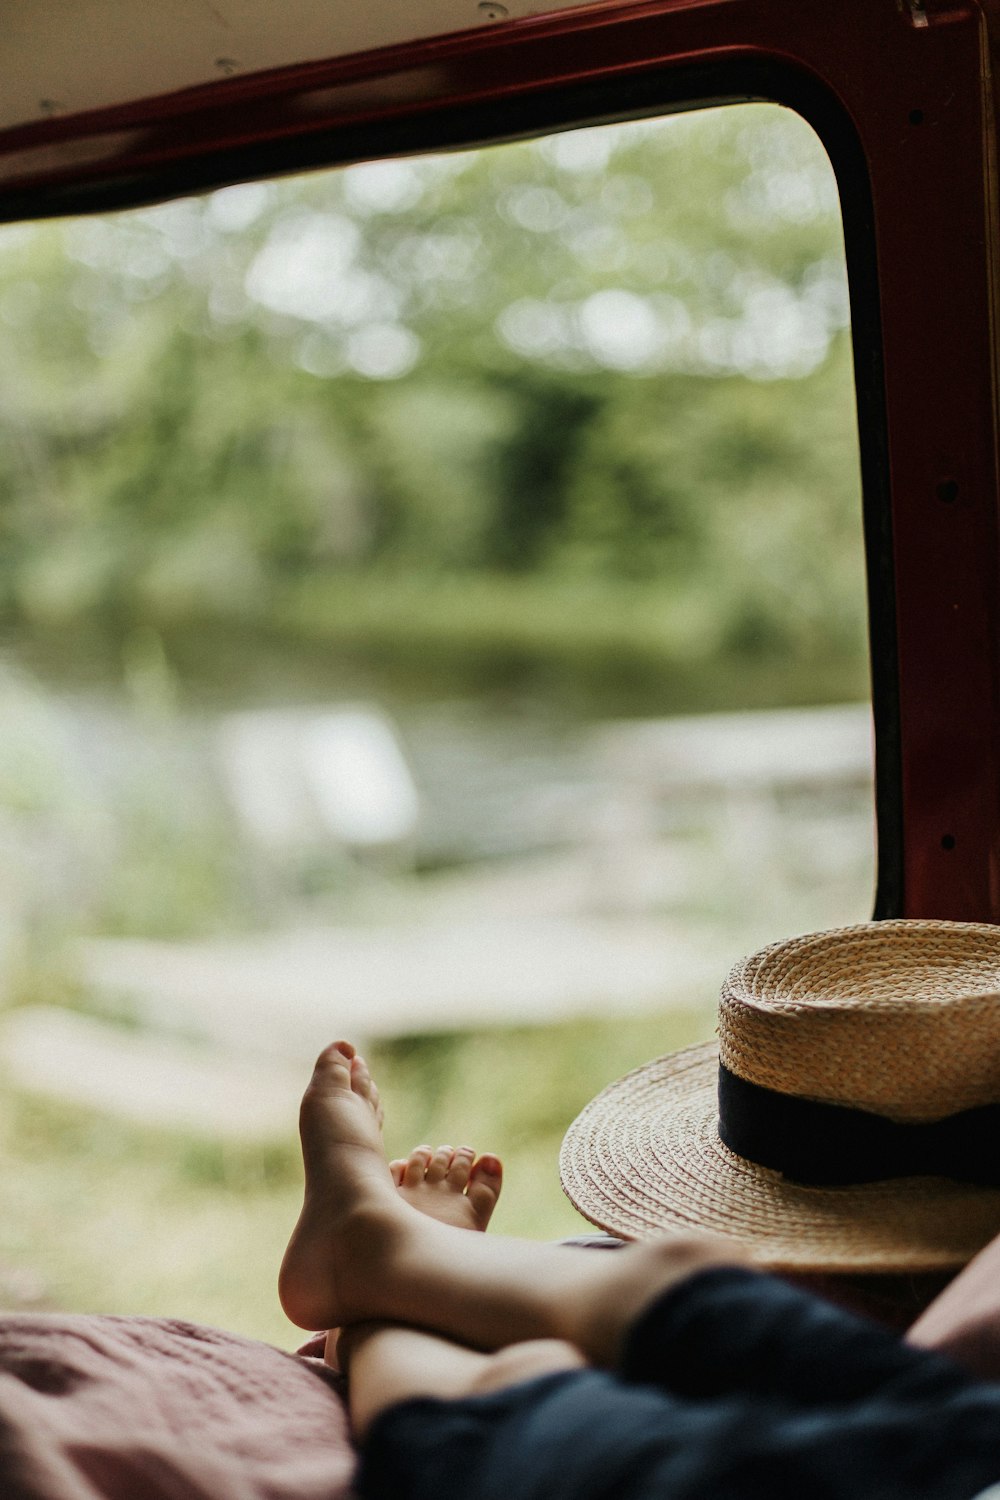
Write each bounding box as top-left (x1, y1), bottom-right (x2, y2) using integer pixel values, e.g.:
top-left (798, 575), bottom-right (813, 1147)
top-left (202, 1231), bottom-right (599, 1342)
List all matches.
top-left (346, 1309), bottom-right (1000, 1500)
top-left (278, 1041), bottom-right (743, 1364)
top-left (341, 1322), bottom-right (584, 1440)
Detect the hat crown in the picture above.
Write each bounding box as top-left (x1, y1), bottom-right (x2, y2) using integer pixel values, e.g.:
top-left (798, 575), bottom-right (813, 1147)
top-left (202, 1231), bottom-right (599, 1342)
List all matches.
top-left (719, 920), bottom-right (1000, 1123)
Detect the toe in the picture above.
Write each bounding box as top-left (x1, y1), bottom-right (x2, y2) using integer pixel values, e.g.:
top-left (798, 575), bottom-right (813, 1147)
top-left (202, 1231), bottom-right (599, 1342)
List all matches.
top-left (402, 1147), bottom-right (432, 1187)
top-left (447, 1146), bottom-right (475, 1189)
top-left (350, 1053), bottom-right (373, 1100)
top-left (308, 1041), bottom-right (356, 1093)
top-left (388, 1159), bottom-right (405, 1188)
top-left (467, 1155), bottom-right (503, 1227)
top-left (425, 1146), bottom-right (454, 1185)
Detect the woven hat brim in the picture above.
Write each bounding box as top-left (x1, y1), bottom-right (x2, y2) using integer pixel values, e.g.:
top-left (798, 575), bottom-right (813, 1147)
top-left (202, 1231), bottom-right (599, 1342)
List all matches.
top-left (559, 1041), bottom-right (1000, 1272)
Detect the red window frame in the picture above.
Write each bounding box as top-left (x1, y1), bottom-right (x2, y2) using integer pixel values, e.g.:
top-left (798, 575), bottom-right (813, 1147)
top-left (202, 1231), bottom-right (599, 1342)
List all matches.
top-left (1, 0), bottom-right (998, 922)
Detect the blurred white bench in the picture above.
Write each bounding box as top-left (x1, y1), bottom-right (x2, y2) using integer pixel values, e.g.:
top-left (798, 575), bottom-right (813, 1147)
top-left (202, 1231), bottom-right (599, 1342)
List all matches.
top-left (217, 703), bottom-right (420, 857)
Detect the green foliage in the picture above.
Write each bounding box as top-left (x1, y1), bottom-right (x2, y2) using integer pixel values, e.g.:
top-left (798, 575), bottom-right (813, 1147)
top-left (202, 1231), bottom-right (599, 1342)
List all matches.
top-left (0, 103), bottom-right (864, 686)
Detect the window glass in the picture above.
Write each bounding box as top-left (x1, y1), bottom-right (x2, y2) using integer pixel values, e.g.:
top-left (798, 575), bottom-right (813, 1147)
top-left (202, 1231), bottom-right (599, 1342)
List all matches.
top-left (0, 104), bottom-right (870, 1340)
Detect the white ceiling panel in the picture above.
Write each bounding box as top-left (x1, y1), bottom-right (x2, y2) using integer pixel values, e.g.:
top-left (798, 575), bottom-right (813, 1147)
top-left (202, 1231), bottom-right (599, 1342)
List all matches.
top-left (1, 0), bottom-right (613, 135)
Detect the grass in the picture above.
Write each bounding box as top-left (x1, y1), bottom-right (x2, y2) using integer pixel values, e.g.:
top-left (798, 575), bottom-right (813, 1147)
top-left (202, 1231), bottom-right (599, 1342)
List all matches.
top-left (9, 573), bottom-right (868, 721)
top-left (0, 1009), bottom-right (713, 1348)
top-left (278, 569), bottom-right (870, 716)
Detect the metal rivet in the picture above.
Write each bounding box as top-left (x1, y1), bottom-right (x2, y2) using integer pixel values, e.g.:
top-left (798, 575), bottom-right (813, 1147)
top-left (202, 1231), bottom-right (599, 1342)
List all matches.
top-left (215, 57), bottom-right (239, 75)
top-left (478, 2), bottom-right (509, 16)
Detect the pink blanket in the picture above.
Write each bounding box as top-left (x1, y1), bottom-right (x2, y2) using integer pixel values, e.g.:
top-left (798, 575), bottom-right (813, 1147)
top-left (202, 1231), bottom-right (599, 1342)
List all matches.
top-left (0, 1313), bottom-right (355, 1500)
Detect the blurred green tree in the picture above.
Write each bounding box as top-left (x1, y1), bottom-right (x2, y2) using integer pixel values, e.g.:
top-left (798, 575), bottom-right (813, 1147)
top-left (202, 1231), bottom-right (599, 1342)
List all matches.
top-left (0, 103), bottom-right (865, 691)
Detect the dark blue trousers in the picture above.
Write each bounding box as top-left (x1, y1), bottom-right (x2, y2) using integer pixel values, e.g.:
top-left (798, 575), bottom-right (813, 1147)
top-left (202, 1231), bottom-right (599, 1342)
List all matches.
top-left (356, 1268), bottom-right (1000, 1500)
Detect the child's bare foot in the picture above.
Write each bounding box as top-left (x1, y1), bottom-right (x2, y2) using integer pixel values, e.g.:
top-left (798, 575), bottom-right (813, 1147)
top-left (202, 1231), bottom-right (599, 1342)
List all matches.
top-left (279, 1041), bottom-right (503, 1333)
top-left (389, 1145), bottom-right (503, 1231)
top-left (279, 1040), bottom-right (410, 1332)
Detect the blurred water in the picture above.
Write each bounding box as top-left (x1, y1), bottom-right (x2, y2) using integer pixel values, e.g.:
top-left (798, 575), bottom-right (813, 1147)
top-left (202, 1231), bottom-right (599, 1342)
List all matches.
top-left (0, 641), bottom-right (877, 1135)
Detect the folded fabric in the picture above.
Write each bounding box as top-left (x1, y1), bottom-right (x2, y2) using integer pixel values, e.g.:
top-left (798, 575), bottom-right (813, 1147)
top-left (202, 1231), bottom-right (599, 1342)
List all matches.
top-left (0, 1312), bottom-right (355, 1500)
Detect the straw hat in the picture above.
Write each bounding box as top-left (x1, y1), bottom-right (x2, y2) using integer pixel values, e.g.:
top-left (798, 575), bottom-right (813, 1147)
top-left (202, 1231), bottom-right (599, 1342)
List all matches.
top-left (559, 921), bottom-right (1000, 1272)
